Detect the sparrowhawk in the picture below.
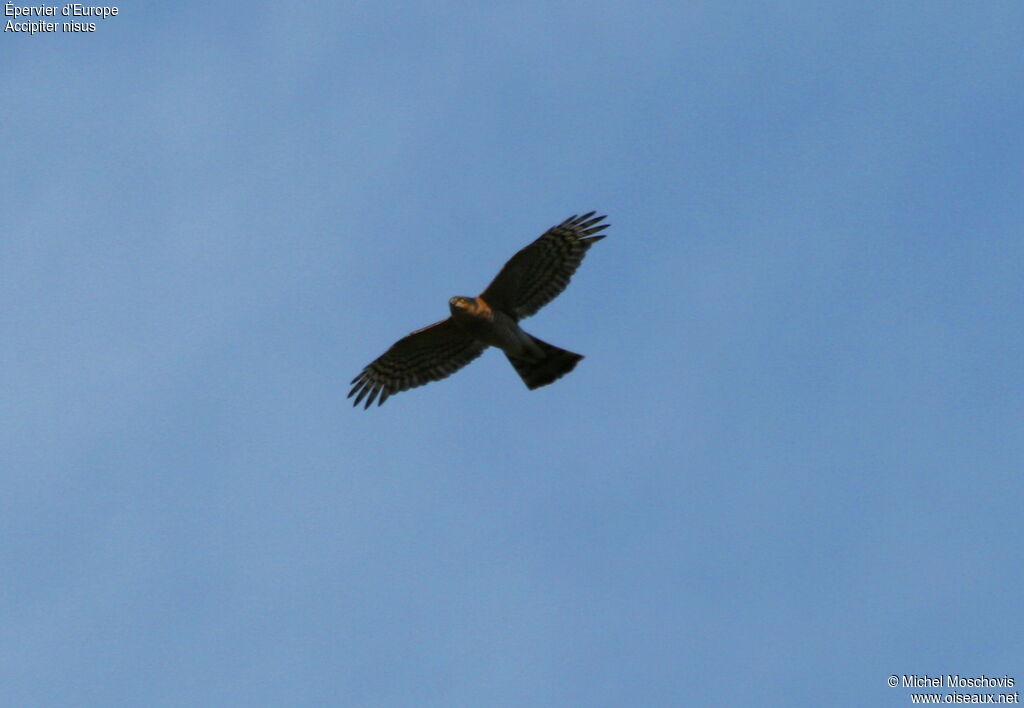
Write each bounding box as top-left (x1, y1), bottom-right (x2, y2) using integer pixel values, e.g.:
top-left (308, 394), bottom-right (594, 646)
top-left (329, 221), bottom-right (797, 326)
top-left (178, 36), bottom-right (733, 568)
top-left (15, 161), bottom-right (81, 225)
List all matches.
top-left (349, 212), bottom-right (608, 408)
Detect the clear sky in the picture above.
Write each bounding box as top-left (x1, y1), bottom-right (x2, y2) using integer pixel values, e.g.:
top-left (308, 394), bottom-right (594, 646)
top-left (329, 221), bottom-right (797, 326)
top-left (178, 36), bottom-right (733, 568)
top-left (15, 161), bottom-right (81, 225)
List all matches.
top-left (3, 3), bottom-right (1023, 706)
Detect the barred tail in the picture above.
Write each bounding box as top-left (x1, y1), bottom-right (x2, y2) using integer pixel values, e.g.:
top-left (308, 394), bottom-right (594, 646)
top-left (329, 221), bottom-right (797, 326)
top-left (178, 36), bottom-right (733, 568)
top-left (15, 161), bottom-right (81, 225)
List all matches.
top-left (506, 335), bottom-right (584, 390)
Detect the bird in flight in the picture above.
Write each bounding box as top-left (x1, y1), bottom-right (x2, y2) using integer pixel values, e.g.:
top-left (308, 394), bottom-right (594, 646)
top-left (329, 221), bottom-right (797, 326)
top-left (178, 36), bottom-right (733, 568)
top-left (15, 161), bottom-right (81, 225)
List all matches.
top-left (349, 212), bottom-right (609, 408)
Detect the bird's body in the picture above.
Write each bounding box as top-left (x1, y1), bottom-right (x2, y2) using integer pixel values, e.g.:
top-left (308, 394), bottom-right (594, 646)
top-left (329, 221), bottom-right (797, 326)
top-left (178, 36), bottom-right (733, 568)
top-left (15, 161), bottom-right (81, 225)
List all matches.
top-left (448, 296), bottom-right (539, 359)
top-left (349, 212), bottom-right (608, 408)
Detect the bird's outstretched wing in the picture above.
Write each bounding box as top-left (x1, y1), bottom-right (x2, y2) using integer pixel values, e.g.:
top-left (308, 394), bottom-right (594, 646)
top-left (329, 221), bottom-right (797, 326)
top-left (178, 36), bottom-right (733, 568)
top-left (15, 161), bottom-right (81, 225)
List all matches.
top-left (480, 212), bottom-right (608, 320)
top-left (348, 318), bottom-right (487, 408)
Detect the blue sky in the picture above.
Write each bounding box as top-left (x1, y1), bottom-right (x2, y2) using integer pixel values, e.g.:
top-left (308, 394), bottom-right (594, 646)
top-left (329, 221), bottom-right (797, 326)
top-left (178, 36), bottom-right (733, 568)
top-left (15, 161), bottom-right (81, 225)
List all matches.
top-left (3, 3), bottom-right (1023, 706)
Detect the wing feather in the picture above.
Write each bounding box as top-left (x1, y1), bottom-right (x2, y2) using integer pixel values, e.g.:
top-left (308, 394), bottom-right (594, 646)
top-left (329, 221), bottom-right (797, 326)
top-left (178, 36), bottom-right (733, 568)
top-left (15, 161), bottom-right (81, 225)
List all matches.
top-left (348, 318), bottom-right (486, 408)
top-left (480, 212), bottom-right (608, 320)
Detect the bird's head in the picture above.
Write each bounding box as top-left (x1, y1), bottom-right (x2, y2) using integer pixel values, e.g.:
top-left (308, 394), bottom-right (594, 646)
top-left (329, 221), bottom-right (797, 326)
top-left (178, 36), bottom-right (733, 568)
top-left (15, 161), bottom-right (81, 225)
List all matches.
top-left (449, 296), bottom-right (472, 315)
